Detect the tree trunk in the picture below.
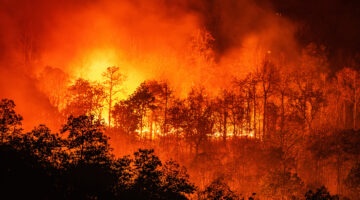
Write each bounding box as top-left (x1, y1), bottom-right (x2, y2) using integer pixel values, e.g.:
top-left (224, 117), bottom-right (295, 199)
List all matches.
top-left (353, 75), bottom-right (357, 130)
top-left (223, 110), bottom-right (227, 143)
top-left (252, 87), bottom-right (257, 139)
top-left (263, 92), bottom-right (267, 140)
top-left (163, 85), bottom-right (168, 135)
top-left (280, 91), bottom-right (285, 148)
top-left (108, 78), bottom-right (113, 128)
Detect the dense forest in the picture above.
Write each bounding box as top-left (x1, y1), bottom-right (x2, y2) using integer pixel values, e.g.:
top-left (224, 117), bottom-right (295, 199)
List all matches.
top-left (2, 53), bottom-right (360, 199)
top-left (0, 98), bottom-right (350, 199)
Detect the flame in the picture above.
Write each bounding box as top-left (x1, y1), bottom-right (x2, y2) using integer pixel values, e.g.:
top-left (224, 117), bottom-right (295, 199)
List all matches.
top-left (69, 48), bottom-right (145, 99)
top-left (1, 0), bottom-right (300, 139)
top-left (75, 48), bottom-right (120, 82)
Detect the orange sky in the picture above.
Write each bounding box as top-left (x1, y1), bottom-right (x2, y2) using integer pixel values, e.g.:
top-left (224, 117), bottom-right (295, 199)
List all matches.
top-left (0, 0), bottom-right (299, 130)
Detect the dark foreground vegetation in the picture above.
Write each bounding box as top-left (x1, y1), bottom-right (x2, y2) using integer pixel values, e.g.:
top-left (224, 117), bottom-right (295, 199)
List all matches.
top-left (1, 99), bottom-right (196, 199)
top-left (0, 98), bottom-right (356, 199)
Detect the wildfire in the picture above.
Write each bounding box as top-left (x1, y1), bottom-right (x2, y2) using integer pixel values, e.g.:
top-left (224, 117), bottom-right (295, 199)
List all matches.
top-left (1, 0), bottom-right (360, 199)
top-left (76, 49), bottom-right (120, 82)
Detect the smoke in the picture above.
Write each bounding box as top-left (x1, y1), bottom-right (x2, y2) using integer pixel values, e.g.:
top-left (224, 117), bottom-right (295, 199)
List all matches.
top-left (0, 0), bottom-right (299, 129)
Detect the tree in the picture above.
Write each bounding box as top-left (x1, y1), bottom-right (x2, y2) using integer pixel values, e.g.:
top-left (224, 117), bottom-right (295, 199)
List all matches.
top-left (102, 66), bottom-right (126, 127)
top-left (305, 186), bottom-right (339, 200)
top-left (199, 177), bottom-right (239, 200)
top-left (345, 162), bottom-right (360, 198)
top-left (260, 169), bottom-right (305, 199)
top-left (235, 74), bottom-right (259, 138)
top-left (60, 115), bottom-right (112, 165)
top-left (256, 59), bottom-right (279, 140)
top-left (59, 117), bottom-right (116, 198)
top-left (0, 99), bottom-right (23, 143)
top-left (335, 67), bottom-right (360, 130)
top-left (112, 149), bottom-right (195, 199)
top-left (15, 124), bottom-right (64, 168)
top-left (112, 155), bottom-right (134, 197)
top-left (63, 79), bottom-right (105, 119)
top-left (128, 149), bottom-right (195, 200)
top-left (168, 99), bottom-right (188, 131)
top-left (288, 69), bottom-right (325, 133)
top-left (144, 80), bottom-right (173, 137)
top-left (289, 43), bottom-right (328, 133)
top-left (160, 159), bottom-right (196, 199)
top-left (167, 98), bottom-right (188, 154)
top-left (274, 70), bottom-right (293, 148)
top-left (185, 87), bottom-right (215, 155)
top-left (127, 82), bottom-right (156, 139)
top-left (308, 129), bottom-right (360, 195)
top-left (132, 149), bottom-right (163, 199)
top-left (213, 90), bottom-right (244, 143)
top-left (112, 100), bottom-right (141, 136)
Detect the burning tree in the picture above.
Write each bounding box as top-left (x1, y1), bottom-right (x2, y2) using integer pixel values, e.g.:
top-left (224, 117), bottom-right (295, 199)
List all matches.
top-left (63, 79), bottom-right (106, 120)
top-left (126, 82), bottom-right (157, 139)
top-left (102, 66), bottom-right (126, 127)
top-left (112, 99), bottom-right (141, 136)
top-left (335, 67), bottom-right (360, 130)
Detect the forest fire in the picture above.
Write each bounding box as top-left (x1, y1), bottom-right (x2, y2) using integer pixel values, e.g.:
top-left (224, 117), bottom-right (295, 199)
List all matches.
top-left (1, 0), bottom-right (360, 199)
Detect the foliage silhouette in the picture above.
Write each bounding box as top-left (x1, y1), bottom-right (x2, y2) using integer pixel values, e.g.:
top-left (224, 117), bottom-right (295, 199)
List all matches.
top-left (305, 186), bottom-right (339, 200)
top-left (2, 97), bottom-right (356, 199)
top-left (0, 99), bottom-right (196, 200)
top-left (61, 115), bottom-right (112, 165)
top-left (0, 144), bottom-right (58, 199)
top-left (120, 149), bottom-right (196, 200)
top-left (199, 177), bottom-right (239, 200)
top-left (0, 99), bottom-right (23, 143)
top-left (112, 99), bottom-right (141, 136)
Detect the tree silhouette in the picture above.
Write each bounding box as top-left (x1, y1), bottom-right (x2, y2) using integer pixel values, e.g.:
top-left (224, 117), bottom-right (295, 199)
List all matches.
top-left (305, 186), bottom-right (339, 200)
top-left (63, 79), bottom-right (105, 119)
top-left (256, 59), bottom-right (279, 140)
top-left (199, 177), bottom-right (239, 200)
top-left (160, 159), bottom-right (196, 199)
top-left (0, 99), bottom-right (23, 143)
top-left (142, 80), bottom-right (173, 137)
top-left (112, 155), bottom-right (134, 197)
top-left (127, 83), bottom-right (157, 139)
top-left (335, 67), bottom-right (360, 130)
top-left (12, 124), bottom-right (64, 168)
top-left (186, 87), bottom-right (214, 155)
top-left (102, 66), bottom-right (126, 127)
top-left (132, 149), bottom-right (163, 199)
top-left (112, 99), bottom-right (141, 136)
top-left (60, 115), bottom-right (112, 165)
top-left (116, 149), bottom-right (196, 200)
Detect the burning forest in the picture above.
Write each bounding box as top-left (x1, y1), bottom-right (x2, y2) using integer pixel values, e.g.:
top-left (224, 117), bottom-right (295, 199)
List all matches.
top-left (1, 0), bottom-right (360, 199)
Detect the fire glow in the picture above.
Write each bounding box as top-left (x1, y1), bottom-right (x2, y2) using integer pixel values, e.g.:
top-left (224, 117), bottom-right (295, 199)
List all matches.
top-left (1, 0), bottom-right (360, 199)
top-left (1, 0), bottom-right (297, 130)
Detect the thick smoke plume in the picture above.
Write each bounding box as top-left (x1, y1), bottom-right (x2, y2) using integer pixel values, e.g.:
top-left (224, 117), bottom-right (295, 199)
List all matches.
top-left (0, 0), bottom-right (298, 130)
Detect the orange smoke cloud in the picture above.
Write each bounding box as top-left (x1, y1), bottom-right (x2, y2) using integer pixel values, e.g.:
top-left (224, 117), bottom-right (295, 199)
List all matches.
top-left (0, 0), bottom-right (299, 129)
